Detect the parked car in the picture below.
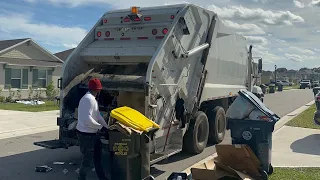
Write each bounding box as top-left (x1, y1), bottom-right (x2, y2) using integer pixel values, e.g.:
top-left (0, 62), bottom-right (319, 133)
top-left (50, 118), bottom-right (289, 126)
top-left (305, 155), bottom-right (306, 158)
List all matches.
top-left (280, 80), bottom-right (290, 86)
top-left (282, 80), bottom-right (294, 86)
top-left (300, 79), bottom-right (311, 89)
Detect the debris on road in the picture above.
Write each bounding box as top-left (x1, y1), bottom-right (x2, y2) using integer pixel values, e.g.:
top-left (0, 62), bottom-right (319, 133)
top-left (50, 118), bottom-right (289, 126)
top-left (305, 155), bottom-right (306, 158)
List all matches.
top-left (35, 165), bottom-right (53, 173)
top-left (53, 161), bottom-right (65, 165)
top-left (69, 162), bottom-right (77, 165)
top-left (16, 100), bottom-right (45, 105)
top-left (75, 168), bottom-right (80, 174)
top-left (62, 169), bottom-right (68, 174)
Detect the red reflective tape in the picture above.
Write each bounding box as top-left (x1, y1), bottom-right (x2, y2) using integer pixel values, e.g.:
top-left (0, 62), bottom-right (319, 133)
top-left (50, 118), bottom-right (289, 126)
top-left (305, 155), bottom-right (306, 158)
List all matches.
top-left (138, 37), bottom-right (148, 40)
top-left (120, 37), bottom-right (131, 40)
top-left (156, 36), bottom-right (164, 39)
top-left (104, 38), bottom-right (114, 40)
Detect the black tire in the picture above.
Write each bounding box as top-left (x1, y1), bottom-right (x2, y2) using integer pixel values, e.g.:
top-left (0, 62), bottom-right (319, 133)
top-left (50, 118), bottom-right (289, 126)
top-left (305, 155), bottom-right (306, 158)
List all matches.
top-left (207, 106), bottom-right (226, 144)
top-left (183, 111), bottom-right (209, 154)
top-left (268, 164), bottom-right (274, 175)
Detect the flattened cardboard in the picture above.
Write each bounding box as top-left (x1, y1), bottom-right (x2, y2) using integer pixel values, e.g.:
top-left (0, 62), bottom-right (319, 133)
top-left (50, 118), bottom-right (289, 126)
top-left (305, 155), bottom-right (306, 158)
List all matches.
top-left (191, 144), bottom-right (261, 180)
top-left (215, 144), bottom-right (261, 177)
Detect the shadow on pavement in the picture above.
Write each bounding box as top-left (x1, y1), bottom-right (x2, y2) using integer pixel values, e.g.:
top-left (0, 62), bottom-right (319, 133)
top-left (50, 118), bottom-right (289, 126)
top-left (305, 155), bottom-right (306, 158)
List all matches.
top-left (290, 134), bottom-right (320, 155)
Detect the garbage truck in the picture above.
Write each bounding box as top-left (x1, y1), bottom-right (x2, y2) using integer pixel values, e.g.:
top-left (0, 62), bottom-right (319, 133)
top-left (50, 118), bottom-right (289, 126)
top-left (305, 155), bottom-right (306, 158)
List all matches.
top-left (35, 4), bottom-right (262, 165)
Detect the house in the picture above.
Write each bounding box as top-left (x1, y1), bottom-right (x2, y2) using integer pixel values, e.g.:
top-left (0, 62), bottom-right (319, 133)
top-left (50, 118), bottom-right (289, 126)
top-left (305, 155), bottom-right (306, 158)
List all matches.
top-left (54, 48), bottom-right (75, 62)
top-left (0, 38), bottom-right (63, 99)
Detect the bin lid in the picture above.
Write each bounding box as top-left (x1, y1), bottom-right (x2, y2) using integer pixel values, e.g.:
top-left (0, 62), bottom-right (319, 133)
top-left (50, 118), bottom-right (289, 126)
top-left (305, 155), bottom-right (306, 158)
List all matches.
top-left (238, 89), bottom-right (280, 122)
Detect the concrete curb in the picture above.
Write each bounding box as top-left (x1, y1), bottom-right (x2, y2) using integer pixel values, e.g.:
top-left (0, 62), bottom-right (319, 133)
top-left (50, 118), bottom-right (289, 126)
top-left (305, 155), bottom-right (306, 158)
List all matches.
top-left (182, 99), bottom-right (315, 173)
top-left (274, 100), bottom-right (315, 134)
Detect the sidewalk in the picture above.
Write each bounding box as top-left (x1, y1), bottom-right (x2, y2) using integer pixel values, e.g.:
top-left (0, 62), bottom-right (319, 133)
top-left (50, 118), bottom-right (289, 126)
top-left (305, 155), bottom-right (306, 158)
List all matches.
top-left (0, 110), bottom-right (59, 139)
top-left (272, 125), bottom-right (320, 167)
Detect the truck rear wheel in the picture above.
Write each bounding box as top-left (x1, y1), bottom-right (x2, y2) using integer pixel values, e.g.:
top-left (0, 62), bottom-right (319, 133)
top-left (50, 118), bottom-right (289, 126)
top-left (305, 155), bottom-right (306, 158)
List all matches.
top-left (183, 111), bottom-right (209, 154)
top-left (207, 106), bottom-right (226, 144)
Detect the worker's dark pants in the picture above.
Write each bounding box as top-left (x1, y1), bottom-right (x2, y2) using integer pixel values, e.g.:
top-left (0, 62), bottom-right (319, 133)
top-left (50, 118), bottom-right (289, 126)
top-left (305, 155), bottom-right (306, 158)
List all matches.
top-left (77, 130), bottom-right (107, 180)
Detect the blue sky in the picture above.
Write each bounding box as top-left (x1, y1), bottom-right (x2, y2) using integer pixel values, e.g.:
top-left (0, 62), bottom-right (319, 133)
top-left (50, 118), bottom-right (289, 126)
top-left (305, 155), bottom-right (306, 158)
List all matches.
top-left (0, 0), bottom-right (319, 71)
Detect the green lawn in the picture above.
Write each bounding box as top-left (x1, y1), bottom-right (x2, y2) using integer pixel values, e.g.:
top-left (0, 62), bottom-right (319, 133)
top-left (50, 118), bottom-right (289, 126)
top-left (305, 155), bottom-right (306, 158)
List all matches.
top-left (0, 101), bottom-right (59, 112)
top-left (269, 167), bottom-right (320, 180)
top-left (286, 104), bottom-right (318, 129)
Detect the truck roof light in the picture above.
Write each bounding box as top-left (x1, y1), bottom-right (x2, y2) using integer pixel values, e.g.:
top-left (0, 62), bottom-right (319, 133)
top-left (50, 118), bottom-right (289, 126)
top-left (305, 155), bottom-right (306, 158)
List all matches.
top-left (152, 29), bottom-right (158, 35)
top-left (134, 18), bottom-right (141, 21)
top-left (103, 19), bottom-right (108, 23)
top-left (162, 28), bottom-right (168, 35)
top-left (97, 31), bottom-right (102, 37)
top-left (105, 31), bottom-right (110, 37)
top-left (170, 15), bottom-right (175, 19)
top-left (131, 6), bottom-right (139, 14)
top-left (144, 17), bottom-right (152, 21)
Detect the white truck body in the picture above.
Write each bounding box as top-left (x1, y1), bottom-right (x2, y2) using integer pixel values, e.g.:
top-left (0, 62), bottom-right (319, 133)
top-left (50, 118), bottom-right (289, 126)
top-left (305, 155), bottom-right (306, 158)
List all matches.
top-left (35, 4), bottom-right (261, 164)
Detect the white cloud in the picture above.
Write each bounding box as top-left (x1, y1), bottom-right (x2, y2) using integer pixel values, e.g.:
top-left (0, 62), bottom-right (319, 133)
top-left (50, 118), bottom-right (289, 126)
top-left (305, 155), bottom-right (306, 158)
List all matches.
top-left (293, 0), bottom-right (305, 8)
top-left (222, 20), bottom-right (265, 35)
top-left (208, 5), bottom-right (304, 26)
top-left (0, 12), bottom-right (87, 49)
top-left (310, 0), bottom-right (320, 6)
top-left (289, 46), bottom-right (315, 54)
top-left (285, 53), bottom-right (304, 62)
top-left (245, 36), bottom-right (268, 45)
top-left (285, 53), bottom-right (317, 62)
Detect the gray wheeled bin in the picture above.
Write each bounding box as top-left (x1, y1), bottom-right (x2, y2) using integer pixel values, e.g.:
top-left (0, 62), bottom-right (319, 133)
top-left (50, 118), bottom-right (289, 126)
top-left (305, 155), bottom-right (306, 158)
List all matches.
top-left (226, 90), bottom-right (280, 180)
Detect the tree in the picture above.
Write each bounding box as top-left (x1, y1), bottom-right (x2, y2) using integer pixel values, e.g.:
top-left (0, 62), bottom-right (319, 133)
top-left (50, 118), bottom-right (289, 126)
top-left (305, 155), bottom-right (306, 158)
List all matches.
top-left (277, 68), bottom-right (287, 73)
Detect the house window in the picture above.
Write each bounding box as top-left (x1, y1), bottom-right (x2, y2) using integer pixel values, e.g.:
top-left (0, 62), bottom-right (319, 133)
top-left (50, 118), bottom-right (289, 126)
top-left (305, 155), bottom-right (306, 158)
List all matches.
top-left (38, 70), bottom-right (47, 88)
top-left (11, 69), bottom-right (22, 88)
top-left (32, 69), bottom-right (52, 88)
top-left (5, 68), bottom-right (28, 89)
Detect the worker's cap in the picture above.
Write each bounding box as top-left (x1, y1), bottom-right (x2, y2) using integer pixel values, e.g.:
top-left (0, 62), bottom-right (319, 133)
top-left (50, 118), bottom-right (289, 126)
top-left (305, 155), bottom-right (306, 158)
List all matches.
top-left (88, 78), bottom-right (102, 90)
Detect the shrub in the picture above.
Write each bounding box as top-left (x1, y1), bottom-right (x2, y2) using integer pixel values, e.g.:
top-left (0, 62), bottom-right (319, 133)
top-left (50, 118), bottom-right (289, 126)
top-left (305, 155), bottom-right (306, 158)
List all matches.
top-left (16, 89), bottom-right (22, 100)
top-left (46, 81), bottom-right (58, 100)
top-left (6, 87), bottom-right (15, 103)
top-left (28, 87), bottom-right (34, 100)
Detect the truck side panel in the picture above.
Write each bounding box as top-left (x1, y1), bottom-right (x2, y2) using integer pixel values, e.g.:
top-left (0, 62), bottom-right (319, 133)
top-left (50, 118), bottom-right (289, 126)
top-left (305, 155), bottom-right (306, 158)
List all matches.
top-left (200, 20), bottom-right (248, 103)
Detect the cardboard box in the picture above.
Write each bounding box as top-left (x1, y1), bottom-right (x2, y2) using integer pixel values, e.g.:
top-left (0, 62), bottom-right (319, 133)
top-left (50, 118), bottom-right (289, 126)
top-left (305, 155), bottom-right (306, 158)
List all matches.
top-left (191, 144), bottom-right (262, 180)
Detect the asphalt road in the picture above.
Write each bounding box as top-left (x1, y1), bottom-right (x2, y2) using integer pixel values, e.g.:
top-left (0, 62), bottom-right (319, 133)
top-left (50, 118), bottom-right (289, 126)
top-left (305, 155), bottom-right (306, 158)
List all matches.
top-left (0, 89), bottom-right (314, 180)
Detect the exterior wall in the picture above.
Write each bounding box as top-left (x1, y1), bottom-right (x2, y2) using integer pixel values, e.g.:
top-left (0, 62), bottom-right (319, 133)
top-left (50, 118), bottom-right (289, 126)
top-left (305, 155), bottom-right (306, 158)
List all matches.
top-left (0, 66), bottom-right (61, 99)
top-left (0, 43), bottom-right (54, 61)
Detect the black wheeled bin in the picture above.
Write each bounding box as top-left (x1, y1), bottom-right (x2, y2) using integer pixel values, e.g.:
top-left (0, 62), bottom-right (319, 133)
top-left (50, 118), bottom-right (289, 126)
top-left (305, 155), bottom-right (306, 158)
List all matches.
top-left (108, 129), bottom-right (156, 180)
top-left (313, 87), bottom-right (320, 96)
top-left (277, 84), bottom-right (283, 91)
top-left (226, 90), bottom-right (280, 179)
top-left (268, 84), bottom-right (275, 93)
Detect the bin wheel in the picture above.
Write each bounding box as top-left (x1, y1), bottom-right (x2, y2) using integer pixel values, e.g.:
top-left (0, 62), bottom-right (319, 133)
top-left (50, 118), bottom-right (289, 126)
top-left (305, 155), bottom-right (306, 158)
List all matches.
top-left (183, 111), bottom-right (209, 154)
top-left (268, 164), bottom-right (274, 175)
top-left (207, 106), bottom-right (226, 144)
top-left (260, 170), bottom-right (268, 180)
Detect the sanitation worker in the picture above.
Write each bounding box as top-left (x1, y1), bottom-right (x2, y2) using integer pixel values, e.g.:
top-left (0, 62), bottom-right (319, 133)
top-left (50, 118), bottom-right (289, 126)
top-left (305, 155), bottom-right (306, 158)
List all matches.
top-left (76, 78), bottom-right (109, 180)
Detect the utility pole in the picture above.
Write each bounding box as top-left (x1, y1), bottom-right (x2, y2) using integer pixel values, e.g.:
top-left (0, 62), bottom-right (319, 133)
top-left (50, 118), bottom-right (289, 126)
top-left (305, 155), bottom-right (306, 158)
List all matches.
top-left (274, 65), bottom-right (277, 84)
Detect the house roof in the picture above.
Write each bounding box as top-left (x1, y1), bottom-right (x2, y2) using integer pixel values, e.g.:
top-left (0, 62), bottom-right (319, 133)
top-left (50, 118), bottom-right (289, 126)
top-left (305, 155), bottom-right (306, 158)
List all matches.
top-left (54, 48), bottom-right (75, 62)
top-left (0, 38), bottom-right (63, 67)
top-left (0, 38), bottom-right (30, 52)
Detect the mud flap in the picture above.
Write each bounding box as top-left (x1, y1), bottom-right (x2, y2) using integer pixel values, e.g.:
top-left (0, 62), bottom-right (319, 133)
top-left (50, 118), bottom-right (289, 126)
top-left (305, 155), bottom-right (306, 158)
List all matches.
top-left (34, 140), bottom-right (69, 149)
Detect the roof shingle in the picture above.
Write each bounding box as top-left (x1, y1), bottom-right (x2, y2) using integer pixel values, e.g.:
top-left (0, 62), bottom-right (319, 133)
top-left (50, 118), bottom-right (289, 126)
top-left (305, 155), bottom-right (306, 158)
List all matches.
top-left (0, 38), bottom-right (30, 52)
top-left (54, 48), bottom-right (75, 62)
